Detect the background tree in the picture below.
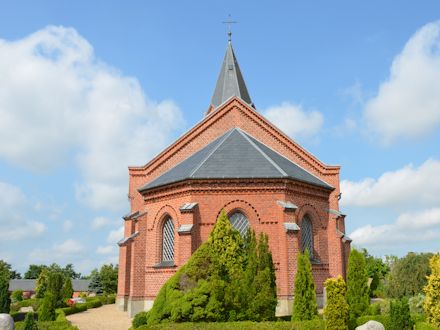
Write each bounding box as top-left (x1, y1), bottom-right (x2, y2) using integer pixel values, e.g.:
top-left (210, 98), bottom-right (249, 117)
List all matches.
top-left (61, 264), bottom-right (81, 279)
top-left (292, 250), bottom-right (318, 321)
top-left (0, 267), bottom-right (11, 313)
top-left (0, 260), bottom-right (21, 279)
top-left (384, 252), bottom-right (433, 298)
top-left (100, 264), bottom-right (118, 294)
top-left (423, 254), bottom-right (440, 328)
top-left (62, 277), bottom-right (74, 300)
top-left (88, 269), bottom-right (103, 294)
top-left (324, 276), bottom-right (349, 330)
top-left (347, 248), bottom-right (369, 329)
top-left (361, 248), bottom-right (389, 297)
top-left (24, 264), bottom-right (47, 279)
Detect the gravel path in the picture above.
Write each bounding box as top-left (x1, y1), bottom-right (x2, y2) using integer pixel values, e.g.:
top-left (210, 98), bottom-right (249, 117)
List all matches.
top-left (66, 304), bottom-right (132, 330)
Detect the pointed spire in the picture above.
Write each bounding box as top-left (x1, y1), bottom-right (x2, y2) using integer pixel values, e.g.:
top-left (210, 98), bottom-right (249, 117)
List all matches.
top-left (208, 40), bottom-right (254, 114)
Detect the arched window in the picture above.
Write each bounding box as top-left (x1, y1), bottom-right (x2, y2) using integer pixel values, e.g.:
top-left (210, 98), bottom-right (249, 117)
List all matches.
top-left (229, 211), bottom-right (249, 237)
top-left (301, 216), bottom-right (313, 259)
top-left (162, 217), bottom-right (174, 262)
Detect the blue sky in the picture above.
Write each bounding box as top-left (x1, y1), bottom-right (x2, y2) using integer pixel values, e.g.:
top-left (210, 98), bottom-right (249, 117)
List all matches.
top-left (1, 1), bottom-right (440, 275)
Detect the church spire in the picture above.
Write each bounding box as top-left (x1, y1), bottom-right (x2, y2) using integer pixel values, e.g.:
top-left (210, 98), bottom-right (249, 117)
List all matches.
top-left (208, 36), bottom-right (254, 114)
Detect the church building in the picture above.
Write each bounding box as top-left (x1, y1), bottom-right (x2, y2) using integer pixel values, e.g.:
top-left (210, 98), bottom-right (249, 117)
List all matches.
top-left (117, 35), bottom-right (351, 317)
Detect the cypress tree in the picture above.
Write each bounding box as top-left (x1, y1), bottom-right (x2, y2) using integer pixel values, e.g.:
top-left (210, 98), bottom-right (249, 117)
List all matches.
top-left (23, 312), bottom-right (38, 330)
top-left (62, 277), bottom-right (74, 300)
top-left (46, 271), bottom-right (65, 307)
top-left (324, 276), bottom-right (349, 330)
top-left (347, 248), bottom-right (370, 328)
top-left (35, 269), bottom-right (49, 298)
top-left (292, 250), bottom-right (318, 321)
top-left (423, 254), bottom-right (440, 327)
top-left (0, 270), bottom-right (10, 313)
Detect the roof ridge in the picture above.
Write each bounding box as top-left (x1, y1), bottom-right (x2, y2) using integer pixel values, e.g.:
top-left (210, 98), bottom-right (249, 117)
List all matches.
top-left (188, 128), bottom-right (236, 177)
top-left (236, 128), bottom-right (288, 177)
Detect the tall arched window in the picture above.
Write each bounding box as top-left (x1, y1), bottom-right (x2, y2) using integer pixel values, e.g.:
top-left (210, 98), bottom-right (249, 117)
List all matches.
top-left (162, 217), bottom-right (174, 262)
top-left (301, 215), bottom-right (313, 259)
top-left (229, 211), bottom-right (249, 237)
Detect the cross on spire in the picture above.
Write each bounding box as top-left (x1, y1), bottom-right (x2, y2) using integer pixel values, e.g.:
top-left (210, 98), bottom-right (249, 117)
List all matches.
top-left (222, 14), bottom-right (237, 42)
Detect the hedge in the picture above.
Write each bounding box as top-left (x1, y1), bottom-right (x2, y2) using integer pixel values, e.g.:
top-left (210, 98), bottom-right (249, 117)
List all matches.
top-left (86, 299), bottom-right (103, 309)
top-left (10, 298), bottom-right (41, 312)
top-left (14, 320), bottom-right (78, 330)
top-left (60, 303), bottom-right (88, 316)
top-left (135, 320), bottom-right (325, 330)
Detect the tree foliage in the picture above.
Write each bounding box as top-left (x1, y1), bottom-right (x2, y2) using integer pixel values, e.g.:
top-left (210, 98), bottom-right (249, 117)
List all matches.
top-left (347, 248), bottom-right (369, 328)
top-left (324, 276), bottom-right (349, 330)
top-left (25, 263), bottom-right (81, 280)
top-left (423, 254), bottom-right (440, 328)
top-left (62, 277), bottom-right (74, 300)
top-left (36, 269), bottom-right (49, 298)
top-left (88, 269), bottom-right (103, 294)
top-left (361, 248), bottom-right (389, 297)
top-left (384, 252), bottom-right (433, 298)
top-left (0, 260), bottom-right (21, 279)
top-left (0, 267), bottom-right (11, 313)
top-left (23, 312), bottom-right (38, 330)
top-left (136, 210), bottom-right (277, 327)
top-left (292, 250), bottom-right (318, 321)
top-left (100, 264), bottom-right (118, 294)
top-left (39, 291), bottom-right (56, 321)
top-left (389, 298), bottom-right (414, 330)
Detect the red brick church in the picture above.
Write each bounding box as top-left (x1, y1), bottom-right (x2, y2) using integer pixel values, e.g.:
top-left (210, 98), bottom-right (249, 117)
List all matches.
top-left (117, 36), bottom-right (351, 317)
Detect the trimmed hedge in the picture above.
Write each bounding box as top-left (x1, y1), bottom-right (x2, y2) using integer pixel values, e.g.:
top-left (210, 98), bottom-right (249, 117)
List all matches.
top-left (135, 320), bottom-right (325, 330)
top-left (86, 299), bottom-right (103, 309)
top-left (60, 303), bottom-right (88, 316)
top-left (15, 320), bottom-right (78, 330)
top-left (10, 298), bottom-right (41, 312)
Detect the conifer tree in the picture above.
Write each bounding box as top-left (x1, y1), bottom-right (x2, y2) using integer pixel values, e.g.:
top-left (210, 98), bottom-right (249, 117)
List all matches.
top-left (0, 269), bottom-right (10, 313)
top-left (46, 270), bottom-right (65, 307)
top-left (39, 291), bottom-right (56, 321)
top-left (292, 250), bottom-right (318, 321)
top-left (35, 269), bottom-right (49, 298)
top-left (389, 298), bottom-right (414, 330)
top-left (347, 248), bottom-right (370, 328)
top-left (88, 270), bottom-right (103, 294)
top-left (324, 276), bottom-right (349, 330)
top-left (62, 277), bottom-right (74, 300)
top-left (423, 254), bottom-right (440, 327)
top-left (23, 312), bottom-right (38, 330)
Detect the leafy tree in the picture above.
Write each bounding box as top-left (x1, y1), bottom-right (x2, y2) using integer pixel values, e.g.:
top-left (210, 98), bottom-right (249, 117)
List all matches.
top-left (100, 264), bottom-right (118, 294)
top-left (23, 312), bottom-right (38, 330)
top-left (0, 268), bottom-right (11, 313)
top-left (0, 260), bottom-right (21, 279)
top-left (292, 250), bottom-right (318, 321)
top-left (324, 276), bottom-right (349, 330)
top-left (423, 254), bottom-right (440, 328)
top-left (361, 248), bottom-right (389, 297)
top-left (62, 263), bottom-right (81, 279)
top-left (39, 291), bottom-right (56, 321)
top-left (24, 264), bottom-right (48, 279)
top-left (347, 248), bottom-right (369, 329)
top-left (62, 277), bottom-right (74, 300)
top-left (389, 298), bottom-right (414, 330)
top-left (384, 252), bottom-right (433, 298)
top-left (88, 269), bottom-right (103, 294)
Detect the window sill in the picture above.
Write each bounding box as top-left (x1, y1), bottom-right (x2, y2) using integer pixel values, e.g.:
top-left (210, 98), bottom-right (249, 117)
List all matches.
top-left (153, 261), bottom-right (176, 269)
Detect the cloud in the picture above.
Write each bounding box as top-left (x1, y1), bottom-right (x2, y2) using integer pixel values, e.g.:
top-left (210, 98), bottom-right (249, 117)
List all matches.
top-left (341, 159), bottom-right (440, 208)
top-left (63, 220), bottom-right (73, 232)
top-left (364, 20), bottom-right (440, 144)
top-left (263, 102), bottom-right (323, 140)
top-left (350, 208), bottom-right (440, 247)
top-left (0, 26), bottom-right (185, 212)
top-left (107, 226), bottom-right (124, 244)
top-left (0, 182), bottom-right (46, 241)
top-left (30, 239), bottom-right (85, 262)
top-left (96, 245), bottom-right (116, 255)
top-left (91, 216), bottom-right (111, 230)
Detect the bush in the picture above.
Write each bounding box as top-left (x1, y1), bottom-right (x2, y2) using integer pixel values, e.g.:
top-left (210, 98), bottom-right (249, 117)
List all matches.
top-left (389, 298), bottom-right (414, 330)
top-left (135, 320), bottom-right (325, 329)
top-left (292, 250), bottom-right (318, 321)
top-left (367, 302), bottom-right (381, 315)
top-left (60, 303), bottom-right (88, 316)
top-left (12, 290), bottom-right (24, 303)
top-left (410, 294), bottom-right (426, 314)
top-left (133, 311), bottom-right (149, 328)
top-left (10, 298), bottom-right (41, 313)
top-left (22, 312), bottom-right (38, 330)
top-left (324, 276), bottom-right (349, 330)
top-left (39, 291), bottom-right (56, 321)
top-left (86, 299), bottom-right (103, 309)
top-left (0, 270), bottom-right (10, 313)
top-left (415, 322), bottom-right (440, 330)
top-left (356, 315), bottom-right (391, 329)
top-left (424, 254), bottom-right (440, 328)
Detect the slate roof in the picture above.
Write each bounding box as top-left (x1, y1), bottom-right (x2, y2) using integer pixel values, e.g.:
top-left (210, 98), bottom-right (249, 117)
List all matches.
top-left (9, 279), bottom-right (91, 292)
top-left (210, 41), bottom-right (253, 109)
top-left (139, 128), bottom-right (333, 192)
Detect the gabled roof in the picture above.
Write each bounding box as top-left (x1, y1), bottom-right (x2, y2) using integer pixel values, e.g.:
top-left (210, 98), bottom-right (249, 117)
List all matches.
top-left (139, 128), bottom-right (333, 192)
top-left (210, 42), bottom-right (253, 110)
top-left (9, 279), bottom-right (91, 292)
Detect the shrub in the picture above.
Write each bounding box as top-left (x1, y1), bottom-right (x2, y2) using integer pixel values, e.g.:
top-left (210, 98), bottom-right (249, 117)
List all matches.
top-left (415, 322), bottom-right (440, 330)
top-left (409, 294), bottom-right (426, 314)
top-left (86, 299), bottom-right (103, 309)
top-left (135, 320), bottom-right (325, 329)
top-left (423, 254), bottom-right (440, 328)
top-left (12, 290), bottom-right (24, 303)
top-left (356, 315), bottom-right (390, 329)
top-left (292, 250), bottom-right (318, 321)
top-left (22, 312), bottom-right (38, 330)
top-left (324, 276), bottom-right (349, 330)
top-left (133, 311), bottom-right (149, 328)
top-left (60, 303), bottom-right (88, 316)
top-left (347, 249), bottom-right (369, 329)
top-left (62, 278), bottom-right (73, 300)
top-left (367, 302), bottom-right (381, 315)
top-left (389, 298), bottom-right (414, 330)
top-left (39, 291), bottom-right (56, 321)
top-left (0, 269), bottom-right (11, 313)
top-left (10, 298), bottom-right (41, 313)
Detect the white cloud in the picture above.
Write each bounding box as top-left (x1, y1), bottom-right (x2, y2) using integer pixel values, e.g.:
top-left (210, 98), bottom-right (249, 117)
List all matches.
top-left (0, 182), bottom-right (46, 241)
top-left (91, 216), bottom-right (110, 230)
top-left (364, 20), bottom-right (440, 144)
top-left (0, 26), bottom-right (185, 212)
top-left (341, 159), bottom-right (440, 208)
top-left (63, 220), bottom-right (73, 232)
top-left (350, 208), bottom-right (440, 247)
top-left (30, 239), bottom-right (85, 262)
top-left (96, 245), bottom-right (116, 255)
top-left (263, 102), bottom-right (323, 140)
top-left (107, 226), bottom-right (124, 244)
